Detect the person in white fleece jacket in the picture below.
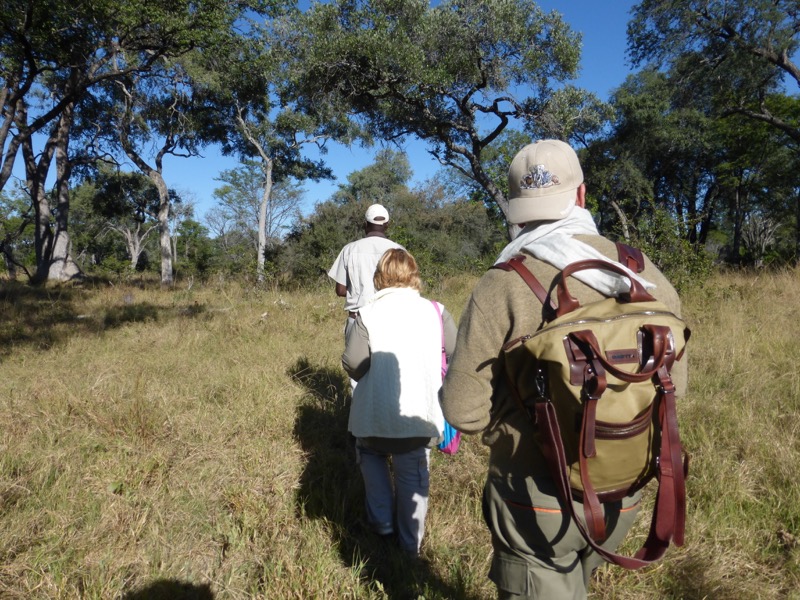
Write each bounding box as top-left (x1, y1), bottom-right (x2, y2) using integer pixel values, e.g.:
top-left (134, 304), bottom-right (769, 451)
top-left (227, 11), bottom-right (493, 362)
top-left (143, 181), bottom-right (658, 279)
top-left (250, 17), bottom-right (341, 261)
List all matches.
top-left (342, 248), bottom-right (457, 557)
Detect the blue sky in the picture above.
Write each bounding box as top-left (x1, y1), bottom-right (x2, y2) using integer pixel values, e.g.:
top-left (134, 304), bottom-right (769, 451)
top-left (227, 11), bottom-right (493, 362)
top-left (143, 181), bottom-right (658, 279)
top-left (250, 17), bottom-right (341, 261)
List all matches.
top-left (163, 0), bottom-right (639, 221)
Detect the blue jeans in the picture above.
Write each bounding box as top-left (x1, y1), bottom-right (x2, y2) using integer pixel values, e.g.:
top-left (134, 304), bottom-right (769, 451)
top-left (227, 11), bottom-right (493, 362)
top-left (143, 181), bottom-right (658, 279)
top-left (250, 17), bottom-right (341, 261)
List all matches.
top-left (355, 439), bottom-right (431, 555)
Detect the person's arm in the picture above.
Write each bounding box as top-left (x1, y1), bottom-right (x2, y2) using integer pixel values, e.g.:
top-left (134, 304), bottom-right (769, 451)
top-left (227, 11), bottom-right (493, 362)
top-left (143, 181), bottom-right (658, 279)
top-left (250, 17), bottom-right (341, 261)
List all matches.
top-left (328, 247), bottom-right (348, 298)
top-left (441, 282), bottom-right (509, 434)
top-left (441, 307), bottom-right (458, 359)
top-left (341, 315), bottom-right (370, 380)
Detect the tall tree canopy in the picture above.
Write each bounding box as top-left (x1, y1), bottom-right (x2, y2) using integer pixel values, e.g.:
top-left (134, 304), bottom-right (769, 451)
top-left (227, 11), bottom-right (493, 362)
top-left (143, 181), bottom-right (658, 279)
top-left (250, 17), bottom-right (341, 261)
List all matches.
top-left (624, 0), bottom-right (800, 264)
top-left (188, 9), bottom-right (357, 281)
top-left (628, 0), bottom-right (800, 143)
top-left (0, 0), bottom-right (276, 283)
top-left (285, 0), bottom-right (590, 236)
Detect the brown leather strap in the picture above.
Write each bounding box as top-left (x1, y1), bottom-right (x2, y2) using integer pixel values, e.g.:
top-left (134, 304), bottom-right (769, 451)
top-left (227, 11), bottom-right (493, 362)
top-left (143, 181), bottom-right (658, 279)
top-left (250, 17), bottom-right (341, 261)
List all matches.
top-left (616, 242), bottom-right (645, 273)
top-left (557, 259), bottom-right (656, 316)
top-left (497, 250), bottom-right (652, 319)
top-left (654, 365), bottom-right (686, 546)
top-left (534, 386), bottom-right (684, 569)
top-left (493, 255), bottom-right (556, 313)
top-left (533, 327), bottom-right (686, 569)
top-left (578, 356), bottom-right (608, 542)
top-left (569, 326), bottom-right (671, 383)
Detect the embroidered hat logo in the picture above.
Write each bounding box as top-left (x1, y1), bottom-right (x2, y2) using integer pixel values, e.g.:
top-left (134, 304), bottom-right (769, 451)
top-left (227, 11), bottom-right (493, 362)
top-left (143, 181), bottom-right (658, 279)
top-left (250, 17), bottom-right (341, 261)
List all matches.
top-left (521, 164), bottom-right (561, 190)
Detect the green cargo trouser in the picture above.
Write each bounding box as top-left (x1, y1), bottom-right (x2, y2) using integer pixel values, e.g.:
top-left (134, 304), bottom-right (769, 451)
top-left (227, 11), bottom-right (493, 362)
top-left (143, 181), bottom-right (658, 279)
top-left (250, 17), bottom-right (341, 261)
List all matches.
top-left (483, 475), bottom-right (641, 600)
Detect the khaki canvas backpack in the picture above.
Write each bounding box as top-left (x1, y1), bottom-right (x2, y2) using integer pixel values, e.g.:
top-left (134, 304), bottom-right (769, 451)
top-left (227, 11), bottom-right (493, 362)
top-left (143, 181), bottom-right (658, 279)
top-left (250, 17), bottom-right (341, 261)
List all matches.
top-left (496, 251), bottom-right (690, 569)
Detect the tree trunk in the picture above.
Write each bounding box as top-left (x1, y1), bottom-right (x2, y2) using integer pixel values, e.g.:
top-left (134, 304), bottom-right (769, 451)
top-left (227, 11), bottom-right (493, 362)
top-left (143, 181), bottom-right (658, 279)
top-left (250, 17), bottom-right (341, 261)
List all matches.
top-left (256, 160), bottom-right (274, 283)
top-left (149, 172), bottom-right (174, 287)
top-left (609, 199), bottom-right (631, 241)
top-left (47, 222), bottom-right (81, 282)
top-left (1, 243), bottom-right (17, 279)
top-left (22, 138), bottom-right (45, 265)
top-left (118, 86), bottom-right (176, 287)
top-left (686, 174), bottom-right (699, 245)
top-left (47, 106), bottom-right (81, 282)
top-left (172, 231), bottom-right (178, 265)
top-left (129, 228), bottom-right (141, 270)
top-left (731, 185), bottom-right (743, 265)
top-left (795, 188), bottom-right (800, 265)
top-left (31, 184), bottom-right (53, 284)
top-left (24, 106), bottom-right (81, 283)
top-left (23, 119), bottom-right (55, 284)
top-left (698, 184), bottom-right (717, 247)
top-left (475, 159), bottom-right (519, 240)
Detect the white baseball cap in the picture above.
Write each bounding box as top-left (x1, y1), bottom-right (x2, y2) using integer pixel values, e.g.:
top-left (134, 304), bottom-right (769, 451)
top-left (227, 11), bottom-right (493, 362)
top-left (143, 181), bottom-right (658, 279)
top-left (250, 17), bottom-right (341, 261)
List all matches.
top-left (507, 139), bottom-right (584, 224)
top-left (365, 203), bottom-right (389, 224)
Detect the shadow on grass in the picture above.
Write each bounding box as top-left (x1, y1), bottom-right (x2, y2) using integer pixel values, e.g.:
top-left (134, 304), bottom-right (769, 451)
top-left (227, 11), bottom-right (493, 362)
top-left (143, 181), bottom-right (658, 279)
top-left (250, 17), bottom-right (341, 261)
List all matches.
top-left (290, 356), bottom-right (472, 600)
top-left (122, 579), bottom-right (214, 600)
top-left (0, 279), bottom-right (207, 361)
top-left (656, 550), bottom-right (755, 600)
top-left (0, 281), bottom-right (86, 355)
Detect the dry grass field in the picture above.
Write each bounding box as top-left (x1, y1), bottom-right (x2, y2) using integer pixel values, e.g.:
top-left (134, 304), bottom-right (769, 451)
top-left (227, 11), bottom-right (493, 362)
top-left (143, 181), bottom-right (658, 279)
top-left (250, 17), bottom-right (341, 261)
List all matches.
top-left (1, 269), bottom-right (798, 599)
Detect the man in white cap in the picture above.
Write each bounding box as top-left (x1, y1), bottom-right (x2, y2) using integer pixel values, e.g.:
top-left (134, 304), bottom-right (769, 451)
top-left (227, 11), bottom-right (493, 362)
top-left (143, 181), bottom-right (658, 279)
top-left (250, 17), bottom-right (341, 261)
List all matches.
top-left (441, 140), bottom-right (687, 598)
top-left (328, 203), bottom-right (404, 339)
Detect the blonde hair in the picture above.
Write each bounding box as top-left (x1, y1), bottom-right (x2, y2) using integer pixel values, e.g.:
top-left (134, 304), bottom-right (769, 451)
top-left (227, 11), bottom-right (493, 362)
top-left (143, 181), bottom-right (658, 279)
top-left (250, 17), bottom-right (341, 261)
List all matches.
top-left (374, 248), bottom-right (422, 291)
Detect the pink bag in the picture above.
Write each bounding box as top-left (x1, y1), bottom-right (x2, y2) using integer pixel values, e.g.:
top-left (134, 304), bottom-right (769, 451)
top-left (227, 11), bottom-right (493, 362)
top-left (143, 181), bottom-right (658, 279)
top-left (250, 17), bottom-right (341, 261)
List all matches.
top-left (431, 300), bottom-right (461, 455)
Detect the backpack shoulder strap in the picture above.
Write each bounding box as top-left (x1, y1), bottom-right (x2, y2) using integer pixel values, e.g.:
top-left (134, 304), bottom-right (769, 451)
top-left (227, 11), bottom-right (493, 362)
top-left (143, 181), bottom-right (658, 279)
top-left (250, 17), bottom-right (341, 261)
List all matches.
top-left (493, 254), bottom-right (557, 313)
top-left (616, 242), bottom-right (645, 273)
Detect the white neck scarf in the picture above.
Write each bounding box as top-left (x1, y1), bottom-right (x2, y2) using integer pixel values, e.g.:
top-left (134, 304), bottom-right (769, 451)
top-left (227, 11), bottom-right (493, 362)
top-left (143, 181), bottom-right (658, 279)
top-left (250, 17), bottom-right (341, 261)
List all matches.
top-left (495, 207), bottom-right (655, 296)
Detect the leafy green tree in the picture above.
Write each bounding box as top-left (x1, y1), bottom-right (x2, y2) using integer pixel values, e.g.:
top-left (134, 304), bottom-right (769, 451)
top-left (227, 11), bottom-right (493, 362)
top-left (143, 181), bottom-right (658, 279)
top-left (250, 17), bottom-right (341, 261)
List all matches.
top-left (280, 199), bottom-right (364, 286)
top-left (389, 181), bottom-right (505, 285)
top-left (710, 114), bottom-right (800, 265)
top-left (584, 69), bottom-right (715, 244)
top-left (101, 2), bottom-right (279, 287)
top-left (189, 8), bottom-right (356, 283)
top-left (68, 170), bottom-right (166, 275)
top-left (202, 221), bottom-right (255, 280)
top-left (626, 1), bottom-right (800, 264)
top-left (0, 187), bottom-right (34, 279)
top-left (584, 64), bottom-right (800, 272)
top-left (174, 217), bottom-right (216, 279)
top-left (110, 65), bottom-right (197, 286)
top-left (90, 169), bottom-right (163, 271)
top-left (528, 86), bottom-right (614, 146)
top-left (1, 0), bottom-right (258, 283)
top-left (286, 0), bottom-right (588, 236)
top-left (628, 0), bottom-right (800, 138)
top-left (631, 205), bottom-right (714, 292)
top-left (330, 149), bottom-right (413, 208)
top-left (280, 149), bottom-right (503, 285)
top-left (69, 178), bottom-right (115, 272)
top-left (207, 161), bottom-right (303, 279)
